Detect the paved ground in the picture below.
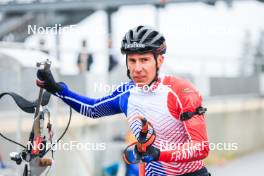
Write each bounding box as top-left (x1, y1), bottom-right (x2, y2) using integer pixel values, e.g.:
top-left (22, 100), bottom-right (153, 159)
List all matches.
top-left (208, 150), bottom-right (264, 176)
top-left (1, 150), bottom-right (264, 175)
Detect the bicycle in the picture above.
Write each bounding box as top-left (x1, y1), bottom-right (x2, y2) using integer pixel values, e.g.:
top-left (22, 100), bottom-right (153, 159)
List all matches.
top-left (0, 59), bottom-right (72, 176)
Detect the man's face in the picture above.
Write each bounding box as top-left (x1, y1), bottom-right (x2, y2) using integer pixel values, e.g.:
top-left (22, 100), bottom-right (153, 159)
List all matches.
top-left (127, 52), bottom-right (164, 87)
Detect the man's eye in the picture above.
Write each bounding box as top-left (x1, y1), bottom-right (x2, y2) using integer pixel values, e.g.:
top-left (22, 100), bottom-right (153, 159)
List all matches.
top-left (129, 59), bottom-right (136, 63)
top-left (142, 58), bottom-right (149, 62)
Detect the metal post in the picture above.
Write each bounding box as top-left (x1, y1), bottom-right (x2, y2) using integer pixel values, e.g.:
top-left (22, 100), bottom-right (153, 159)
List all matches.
top-left (154, 0), bottom-right (167, 30)
top-left (17, 67), bottom-right (22, 176)
top-left (55, 30), bottom-right (61, 61)
top-left (106, 7), bottom-right (118, 46)
top-left (154, 5), bottom-right (160, 30)
top-left (105, 7), bottom-right (118, 79)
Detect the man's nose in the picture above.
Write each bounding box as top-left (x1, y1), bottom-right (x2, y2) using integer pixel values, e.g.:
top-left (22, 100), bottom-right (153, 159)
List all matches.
top-left (135, 61), bottom-right (143, 72)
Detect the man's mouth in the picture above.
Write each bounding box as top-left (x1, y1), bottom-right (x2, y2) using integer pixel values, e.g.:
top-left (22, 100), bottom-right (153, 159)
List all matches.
top-left (133, 76), bottom-right (145, 80)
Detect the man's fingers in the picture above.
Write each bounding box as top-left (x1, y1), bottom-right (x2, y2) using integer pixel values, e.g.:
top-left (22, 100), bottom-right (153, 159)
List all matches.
top-left (37, 69), bottom-right (47, 80)
top-left (36, 80), bottom-right (45, 88)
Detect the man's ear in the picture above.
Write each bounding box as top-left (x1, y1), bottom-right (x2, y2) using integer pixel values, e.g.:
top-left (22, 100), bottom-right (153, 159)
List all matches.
top-left (157, 55), bottom-right (164, 68)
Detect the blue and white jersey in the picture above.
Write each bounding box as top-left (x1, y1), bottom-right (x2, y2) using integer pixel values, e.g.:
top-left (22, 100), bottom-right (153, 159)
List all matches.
top-left (55, 74), bottom-right (207, 176)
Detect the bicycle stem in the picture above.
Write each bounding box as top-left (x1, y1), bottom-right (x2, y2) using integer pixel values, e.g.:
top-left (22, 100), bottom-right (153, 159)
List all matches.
top-left (31, 59), bottom-right (51, 155)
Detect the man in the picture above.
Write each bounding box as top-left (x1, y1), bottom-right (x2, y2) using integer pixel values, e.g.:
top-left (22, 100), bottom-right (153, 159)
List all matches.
top-left (37, 25), bottom-right (210, 176)
top-left (77, 39), bottom-right (94, 73)
top-left (0, 153), bottom-right (6, 169)
top-left (108, 37), bottom-right (119, 72)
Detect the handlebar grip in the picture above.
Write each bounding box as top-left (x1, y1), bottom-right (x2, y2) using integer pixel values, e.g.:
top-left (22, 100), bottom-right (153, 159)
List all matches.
top-left (38, 158), bottom-right (52, 167)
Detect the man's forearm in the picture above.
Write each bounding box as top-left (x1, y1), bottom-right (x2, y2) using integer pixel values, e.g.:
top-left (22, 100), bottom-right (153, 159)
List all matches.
top-left (55, 83), bottom-right (123, 118)
top-left (158, 141), bottom-right (209, 162)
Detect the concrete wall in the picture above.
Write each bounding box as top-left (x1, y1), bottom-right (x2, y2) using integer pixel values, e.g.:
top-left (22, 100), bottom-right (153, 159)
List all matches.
top-left (205, 97), bottom-right (264, 161)
top-left (0, 54), bottom-right (59, 111)
top-left (210, 76), bottom-right (260, 96)
top-left (60, 74), bottom-right (87, 95)
top-left (0, 55), bottom-right (26, 111)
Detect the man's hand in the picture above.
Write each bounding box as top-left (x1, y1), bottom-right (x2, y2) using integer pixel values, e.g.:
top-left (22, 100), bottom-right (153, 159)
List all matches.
top-left (134, 145), bottom-right (160, 163)
top-left (36, 69), bottom-right (62, 94)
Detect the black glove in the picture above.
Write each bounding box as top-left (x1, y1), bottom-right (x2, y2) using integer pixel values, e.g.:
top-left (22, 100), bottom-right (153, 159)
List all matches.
top-left (36, 69), bottom-right (62, 94)
top-left (134, 145), bottom-right (160, 163)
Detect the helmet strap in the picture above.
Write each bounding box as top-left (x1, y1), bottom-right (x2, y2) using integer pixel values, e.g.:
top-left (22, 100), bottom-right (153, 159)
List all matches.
top-left (148, 53), bottom-right (159, 87)
top-left (126, 55), bottom-right (131, 79)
